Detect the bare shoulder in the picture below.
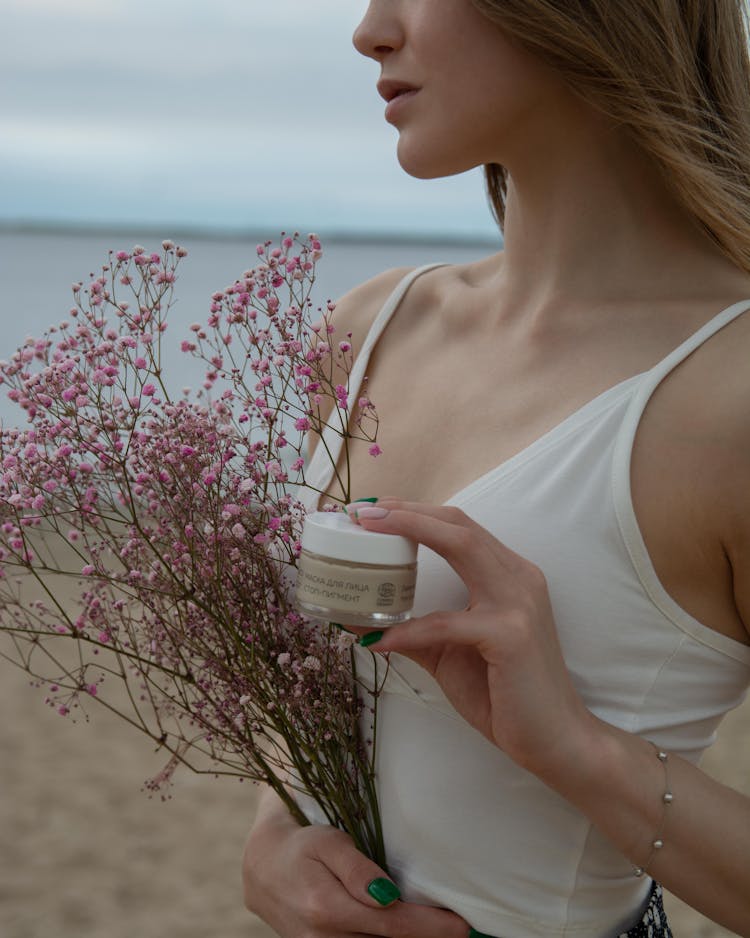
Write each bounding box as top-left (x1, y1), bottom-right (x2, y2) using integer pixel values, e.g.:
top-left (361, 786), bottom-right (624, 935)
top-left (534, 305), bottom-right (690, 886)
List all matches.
top-left (701, 305), bottom-right (750, 539)
top-left (305, 266), bottom-right (416, 461)
top-left (666, 300), bottom-right (750, 634)
top-left (631, 290), bottom-right (750, 644)
top-left (327, 266), bottom-right (418, 356)
top-left (326, 254), bottom-right (496, 347)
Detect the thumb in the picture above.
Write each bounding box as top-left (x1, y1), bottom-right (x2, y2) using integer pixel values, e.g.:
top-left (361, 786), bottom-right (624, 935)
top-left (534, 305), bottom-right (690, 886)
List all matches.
top-left (315, 829), bottom-right (401, 908)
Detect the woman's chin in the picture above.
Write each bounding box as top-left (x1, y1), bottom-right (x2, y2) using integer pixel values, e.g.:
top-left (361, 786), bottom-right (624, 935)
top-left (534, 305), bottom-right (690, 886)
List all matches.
top-left (396, 143), bottom-right (482, 181)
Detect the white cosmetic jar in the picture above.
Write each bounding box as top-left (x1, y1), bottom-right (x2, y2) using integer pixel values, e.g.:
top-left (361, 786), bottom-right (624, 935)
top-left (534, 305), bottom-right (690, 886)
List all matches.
top-left (295, 511), bottom-right (418, 628)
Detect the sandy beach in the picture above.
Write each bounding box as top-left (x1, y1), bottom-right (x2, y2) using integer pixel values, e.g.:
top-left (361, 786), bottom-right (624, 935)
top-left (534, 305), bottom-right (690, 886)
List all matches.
top-left (1, 569), bottom-right (748, 938)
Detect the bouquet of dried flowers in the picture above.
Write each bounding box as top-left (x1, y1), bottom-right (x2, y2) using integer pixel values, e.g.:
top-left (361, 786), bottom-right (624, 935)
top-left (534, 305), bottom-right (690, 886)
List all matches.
top-left (0, 234), bottom-right (387, 867)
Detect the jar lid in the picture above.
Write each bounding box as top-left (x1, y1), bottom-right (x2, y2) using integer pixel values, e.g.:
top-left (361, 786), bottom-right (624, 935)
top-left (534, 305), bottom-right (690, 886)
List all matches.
top-left (300, 511), bottom-right (417, 565)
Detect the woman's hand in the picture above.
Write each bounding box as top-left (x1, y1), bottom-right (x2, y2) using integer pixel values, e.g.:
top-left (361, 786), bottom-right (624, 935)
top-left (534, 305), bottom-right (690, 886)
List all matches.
top-left (348, 499), bottom-right (600, 781)
top-left (243, 789), bottom-right (470, 938)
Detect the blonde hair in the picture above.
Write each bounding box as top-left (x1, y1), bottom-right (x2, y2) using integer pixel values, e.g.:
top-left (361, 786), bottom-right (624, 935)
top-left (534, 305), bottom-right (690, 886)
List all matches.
top-left (473, 0), bottom-right (750, 273)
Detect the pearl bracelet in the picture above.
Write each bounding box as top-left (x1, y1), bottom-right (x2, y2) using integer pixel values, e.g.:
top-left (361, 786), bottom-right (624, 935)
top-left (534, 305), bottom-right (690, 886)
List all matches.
top-left (634, 745), bottom-right (673, 877)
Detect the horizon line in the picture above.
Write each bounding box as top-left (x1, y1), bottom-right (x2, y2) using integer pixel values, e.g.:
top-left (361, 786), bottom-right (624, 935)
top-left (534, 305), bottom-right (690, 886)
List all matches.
top-left (0, 218), bottom-right (502, 249)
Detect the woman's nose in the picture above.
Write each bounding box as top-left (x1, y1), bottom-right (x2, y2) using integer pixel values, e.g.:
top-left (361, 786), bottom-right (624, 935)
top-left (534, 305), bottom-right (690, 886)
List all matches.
top-left (352, 1), bottom-right (404, 61)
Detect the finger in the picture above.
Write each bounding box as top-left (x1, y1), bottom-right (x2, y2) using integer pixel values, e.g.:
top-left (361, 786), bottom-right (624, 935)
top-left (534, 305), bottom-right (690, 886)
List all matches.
top-left (371, 901), bottom-right (470, 938)
top-left (352, 505), bottom-right (521, 589)
top-left (314, 829), bottom-right (402, 909)
top-left (313, 831), bottom-right (468, 935)
top-left (304, 831), bottom-right (471, 938)
top-left (359, 610), bottom-right (493, 662)
top-left (347, 498), bottom-right (467, 521)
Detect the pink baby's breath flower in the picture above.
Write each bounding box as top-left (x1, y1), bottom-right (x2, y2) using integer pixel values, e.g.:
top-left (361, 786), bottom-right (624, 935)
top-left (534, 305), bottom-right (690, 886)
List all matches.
top-left (335, 384), bottom-right (348, 410)
top-left (0, 232), bottom-right (385, 868)
top-left (368, 444), bottom-right (383, 457)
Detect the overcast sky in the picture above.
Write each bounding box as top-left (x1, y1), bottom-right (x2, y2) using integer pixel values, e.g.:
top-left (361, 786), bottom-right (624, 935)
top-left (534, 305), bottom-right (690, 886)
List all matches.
top-left (0, 0), bottom-right (498, 240)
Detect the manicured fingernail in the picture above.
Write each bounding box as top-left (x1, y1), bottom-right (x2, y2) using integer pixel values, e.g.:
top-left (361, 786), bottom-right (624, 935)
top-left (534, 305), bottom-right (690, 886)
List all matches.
top-left (355, 506), bottom-right (389, 520)
top-left (469, 929), bottom-right (497, 938)
top-left (367, 877), bottom-right (400, 906)
top-left (358, 630), bottom-right (384, 648)
top-left (330, 622), bottom-right (354, 634)
top-left (344, 498), bottom-right (379, 516)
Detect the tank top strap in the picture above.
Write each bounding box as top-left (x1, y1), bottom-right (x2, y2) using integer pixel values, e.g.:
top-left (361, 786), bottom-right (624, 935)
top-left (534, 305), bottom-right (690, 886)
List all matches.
top-left (615, 295), bottom-right (750, 460)
top-left (304, 262), bottom-right (448, 495)
top-left (611, 296), bottom-right (750, 663)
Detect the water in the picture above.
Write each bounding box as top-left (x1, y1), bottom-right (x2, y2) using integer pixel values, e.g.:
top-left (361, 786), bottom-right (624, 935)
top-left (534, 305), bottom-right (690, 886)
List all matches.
top-left (0, 225), bottom-right (500, 427)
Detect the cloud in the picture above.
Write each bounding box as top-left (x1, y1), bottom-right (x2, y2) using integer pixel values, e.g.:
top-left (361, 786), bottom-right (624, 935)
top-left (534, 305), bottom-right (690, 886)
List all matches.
top-left (0, 0), bottom-right (495, 238)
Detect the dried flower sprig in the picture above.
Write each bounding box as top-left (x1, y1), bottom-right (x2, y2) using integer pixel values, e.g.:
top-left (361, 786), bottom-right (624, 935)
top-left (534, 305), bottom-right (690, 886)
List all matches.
top-left (0, 234), bottom-right (388, 867)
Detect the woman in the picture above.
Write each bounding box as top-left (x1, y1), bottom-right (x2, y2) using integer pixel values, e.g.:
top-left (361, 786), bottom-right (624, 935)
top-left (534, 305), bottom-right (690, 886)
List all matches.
top-left (243, 1), bottom-right (750, 935)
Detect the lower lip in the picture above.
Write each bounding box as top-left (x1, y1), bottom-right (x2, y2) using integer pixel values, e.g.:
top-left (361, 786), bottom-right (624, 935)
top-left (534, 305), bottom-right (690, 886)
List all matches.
top-left (385, 89), bottom-right (419, 123)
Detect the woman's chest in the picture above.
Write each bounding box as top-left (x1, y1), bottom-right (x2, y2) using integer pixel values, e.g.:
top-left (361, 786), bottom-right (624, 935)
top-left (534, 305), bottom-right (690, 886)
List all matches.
top-left (324, 331), bottom-right (638, 507)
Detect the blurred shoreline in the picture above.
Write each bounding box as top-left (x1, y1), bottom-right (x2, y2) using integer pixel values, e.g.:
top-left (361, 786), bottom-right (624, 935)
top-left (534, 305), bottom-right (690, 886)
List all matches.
top-left (0, 218), bottom-right (501, 249)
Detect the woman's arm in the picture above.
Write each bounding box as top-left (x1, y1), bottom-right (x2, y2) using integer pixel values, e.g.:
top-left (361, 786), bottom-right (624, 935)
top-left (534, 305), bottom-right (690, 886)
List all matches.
top-left (550, 717), bottom-right (750, 933)
top-left (348, 500), bottom-right (750, 935)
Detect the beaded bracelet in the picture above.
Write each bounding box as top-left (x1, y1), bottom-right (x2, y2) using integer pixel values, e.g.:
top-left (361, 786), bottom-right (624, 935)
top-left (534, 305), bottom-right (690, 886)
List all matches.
top-left (634, 745), bottom-right (673, 877)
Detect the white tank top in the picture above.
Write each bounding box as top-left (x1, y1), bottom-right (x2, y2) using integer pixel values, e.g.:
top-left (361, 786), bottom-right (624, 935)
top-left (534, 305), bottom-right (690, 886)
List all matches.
top-left (296, 264), bottom-right (750, 938)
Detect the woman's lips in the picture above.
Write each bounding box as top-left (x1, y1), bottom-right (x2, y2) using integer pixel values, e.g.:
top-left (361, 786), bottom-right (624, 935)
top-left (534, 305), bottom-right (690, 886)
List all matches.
top-left (384, 88), bottom-right (419, 123)
top-left (377, 79), bottom-right (419, 103)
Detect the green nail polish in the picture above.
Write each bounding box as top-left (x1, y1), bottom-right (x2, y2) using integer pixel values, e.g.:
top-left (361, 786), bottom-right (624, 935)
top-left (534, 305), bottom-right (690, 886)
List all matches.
top-left (469, 929), bottom-right (497, 938)
top-left (358, 630), bottom-right (384, 648)
top-left (367, 877), bottom-right (400, 906)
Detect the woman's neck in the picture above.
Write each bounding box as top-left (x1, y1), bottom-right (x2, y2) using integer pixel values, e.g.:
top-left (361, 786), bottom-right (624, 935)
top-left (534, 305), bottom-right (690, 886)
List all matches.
top-left (495, 104), bottom-right (748, 319)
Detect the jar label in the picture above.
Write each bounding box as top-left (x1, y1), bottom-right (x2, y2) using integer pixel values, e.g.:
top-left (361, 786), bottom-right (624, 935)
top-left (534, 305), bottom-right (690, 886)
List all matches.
top-left (295, 554), bottom-right (416, 614)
